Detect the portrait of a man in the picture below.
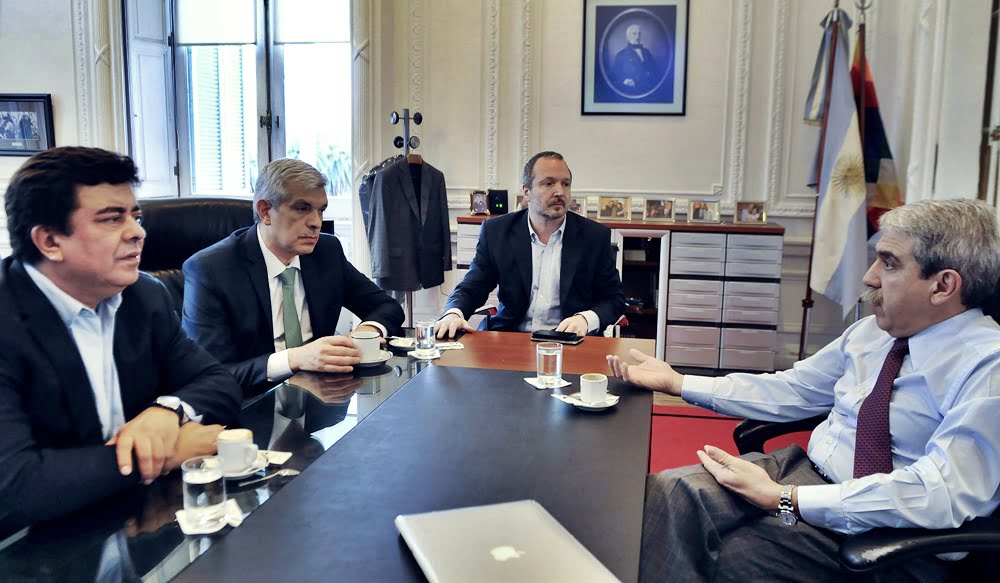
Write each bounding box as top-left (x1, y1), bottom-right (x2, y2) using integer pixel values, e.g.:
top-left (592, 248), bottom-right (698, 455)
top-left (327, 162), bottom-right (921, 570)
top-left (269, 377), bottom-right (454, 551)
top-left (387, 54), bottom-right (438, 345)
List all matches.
top-left (583, 0), bottom-right (689, 115)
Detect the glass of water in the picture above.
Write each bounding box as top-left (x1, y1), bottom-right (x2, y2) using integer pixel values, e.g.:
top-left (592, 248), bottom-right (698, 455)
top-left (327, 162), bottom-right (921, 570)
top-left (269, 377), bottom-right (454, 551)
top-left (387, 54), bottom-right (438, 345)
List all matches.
top-left (536, 342), bottom-right (564, 387)
top-left (414, 320), bottom-right (436, 355)
top-left (181, 455), bottom-right (227, 530)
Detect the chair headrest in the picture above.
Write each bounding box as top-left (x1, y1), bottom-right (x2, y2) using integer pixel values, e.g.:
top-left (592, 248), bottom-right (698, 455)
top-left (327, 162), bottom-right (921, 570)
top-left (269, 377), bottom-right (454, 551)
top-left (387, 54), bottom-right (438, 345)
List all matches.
top-left (138, 197), bottom-right (255, 271)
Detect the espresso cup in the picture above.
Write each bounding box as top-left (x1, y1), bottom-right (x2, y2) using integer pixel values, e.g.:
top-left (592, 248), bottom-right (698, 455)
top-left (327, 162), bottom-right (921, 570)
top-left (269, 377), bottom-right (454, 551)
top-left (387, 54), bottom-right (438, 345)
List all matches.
top-left (580, 373), bottom-right (609, 404)
top-left (216, 428), bottom-right (258, 474)
top-left (350, 330), bottom-right (381, 363)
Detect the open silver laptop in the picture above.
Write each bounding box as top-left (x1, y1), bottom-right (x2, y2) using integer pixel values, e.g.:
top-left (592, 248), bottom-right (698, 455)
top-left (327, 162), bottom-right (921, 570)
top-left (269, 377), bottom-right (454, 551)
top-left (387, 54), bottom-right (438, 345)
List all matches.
top-left (394, 499), bottom-right (621, 583)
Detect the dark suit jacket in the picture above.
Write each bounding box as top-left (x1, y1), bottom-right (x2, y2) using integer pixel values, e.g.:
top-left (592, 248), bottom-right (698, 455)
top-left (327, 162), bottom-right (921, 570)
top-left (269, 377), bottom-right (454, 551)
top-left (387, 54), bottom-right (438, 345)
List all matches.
top-left (444, 210), bottom-right (625, 332)
top-left (368, 158), bottom-right (452, 291)
top-left (0, 258), bottom-right (242, 535)
top-left (182, 225), bottom-right (404, 394)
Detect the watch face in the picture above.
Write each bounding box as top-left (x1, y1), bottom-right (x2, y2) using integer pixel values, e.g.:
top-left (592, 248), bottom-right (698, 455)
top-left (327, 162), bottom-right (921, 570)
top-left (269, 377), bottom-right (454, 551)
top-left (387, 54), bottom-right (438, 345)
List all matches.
top-left (779, 512), bottom-right (797, 526)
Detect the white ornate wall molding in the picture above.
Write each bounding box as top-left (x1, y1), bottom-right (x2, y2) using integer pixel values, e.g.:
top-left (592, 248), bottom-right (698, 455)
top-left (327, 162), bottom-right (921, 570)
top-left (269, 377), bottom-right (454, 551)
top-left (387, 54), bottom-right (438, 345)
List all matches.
top-left (483, 0), bottom-right (500, 188)
top-left (408, 0), bottom-right (426, 113)
top-left (72, 0), bottom-right (128, 152)
top-left (906, 0), bottom-right (947, 200)
top-left (518, 0), bottom-right (536, 175)
top-left (72, 0), bottom-right (95, 147)
top-left (722, 0), bottom-right (753, 209)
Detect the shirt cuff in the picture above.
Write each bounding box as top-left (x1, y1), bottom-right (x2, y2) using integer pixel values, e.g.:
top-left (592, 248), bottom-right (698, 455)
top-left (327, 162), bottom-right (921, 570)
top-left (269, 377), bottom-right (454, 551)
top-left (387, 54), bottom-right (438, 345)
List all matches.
top-left (172, 398), bottom-right (203, 424)
top-left (679, 375), bottom-right (718, 410)
top-left (576, 311), bottom-right (600, 333)
top-left (795, 483), bottom-right (845, 530)
top-left (267, 350), bottom-right (294, 383)
top-left (357, 321), bottom-right (388, 337)
top-left (441, 308), bottom-right (465, 321)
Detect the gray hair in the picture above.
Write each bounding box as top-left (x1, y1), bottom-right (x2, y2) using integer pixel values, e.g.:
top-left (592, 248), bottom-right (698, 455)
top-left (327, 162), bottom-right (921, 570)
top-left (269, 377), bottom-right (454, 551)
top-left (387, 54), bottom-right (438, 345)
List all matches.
top-left (253, 158), bottom-right (328, 222)
top-left (521, 151), bottom-right (571, 190)
top-left (879, 199), bottom-right (1000, 308)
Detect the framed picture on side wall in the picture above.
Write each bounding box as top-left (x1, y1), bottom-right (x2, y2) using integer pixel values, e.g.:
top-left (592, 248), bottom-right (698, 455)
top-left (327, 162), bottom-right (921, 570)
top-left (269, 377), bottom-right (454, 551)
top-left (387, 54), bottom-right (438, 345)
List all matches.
top-left (0, 94), bottom-right (55, 156)
top-left (582, 0), bottom-right (689, 115)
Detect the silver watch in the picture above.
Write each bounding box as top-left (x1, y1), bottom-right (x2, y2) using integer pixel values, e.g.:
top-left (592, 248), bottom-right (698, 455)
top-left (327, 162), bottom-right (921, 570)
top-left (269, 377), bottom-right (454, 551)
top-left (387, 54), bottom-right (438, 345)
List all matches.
top-left (777, 484), bottom-right (798, 526)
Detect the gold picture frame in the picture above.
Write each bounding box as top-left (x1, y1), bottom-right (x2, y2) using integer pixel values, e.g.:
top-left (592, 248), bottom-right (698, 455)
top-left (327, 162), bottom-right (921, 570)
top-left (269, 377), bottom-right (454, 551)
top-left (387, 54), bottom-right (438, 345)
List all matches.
top-left (687, 199), bottom-right (720, 223)
top-left (598, 196), bottom-right (631, 220)
top-left (734, 201), bottom-right (767, 224)
top-left (568, 197), bottom-right (587, 216)
top-left (643, 198), bottom-right (675, 222)
top-left (470, 190), bottom-right (489, 215)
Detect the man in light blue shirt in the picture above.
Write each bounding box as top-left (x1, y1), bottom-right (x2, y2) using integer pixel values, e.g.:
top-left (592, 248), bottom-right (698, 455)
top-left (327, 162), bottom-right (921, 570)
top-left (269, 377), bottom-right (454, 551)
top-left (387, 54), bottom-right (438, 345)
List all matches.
top-left (608, 199), bottom-right (1000, 581)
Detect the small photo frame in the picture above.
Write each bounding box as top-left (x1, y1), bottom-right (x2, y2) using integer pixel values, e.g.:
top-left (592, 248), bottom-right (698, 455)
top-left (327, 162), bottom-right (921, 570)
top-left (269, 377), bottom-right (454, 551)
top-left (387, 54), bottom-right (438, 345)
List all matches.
top-left (568, 198), bottom-right (587, 216)
top-left (598, 196), bottom-right (631, 220)
top-left (687, 200), bottom-right (720, 223)
top-left (515, 194), bottom-right (527, 210)
top-left (734, 201), bottom-right (767, 224)
top-left (470, 190), bottom-right (489, 215)
top-left (643, 198), bottom-right (675, 222)
top-left (0, 94), bottom-right (55, 156)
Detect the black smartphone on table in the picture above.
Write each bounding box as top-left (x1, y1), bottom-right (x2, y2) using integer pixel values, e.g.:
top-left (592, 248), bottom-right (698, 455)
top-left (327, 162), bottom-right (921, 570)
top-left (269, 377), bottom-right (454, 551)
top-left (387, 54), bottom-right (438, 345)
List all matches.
top-left (530, 329), bottom-right (584, 345)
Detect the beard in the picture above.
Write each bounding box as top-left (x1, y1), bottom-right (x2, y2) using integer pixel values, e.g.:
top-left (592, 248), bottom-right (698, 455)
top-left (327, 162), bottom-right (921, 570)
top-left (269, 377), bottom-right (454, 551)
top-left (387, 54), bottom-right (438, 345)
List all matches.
top-left (861, 286), bottom-right (883, 306)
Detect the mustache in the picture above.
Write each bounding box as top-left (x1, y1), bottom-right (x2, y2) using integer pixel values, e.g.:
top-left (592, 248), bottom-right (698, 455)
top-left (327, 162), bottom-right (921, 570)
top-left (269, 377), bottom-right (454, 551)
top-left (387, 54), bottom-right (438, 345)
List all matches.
top-left (861, 286), bottom-right (882, 305)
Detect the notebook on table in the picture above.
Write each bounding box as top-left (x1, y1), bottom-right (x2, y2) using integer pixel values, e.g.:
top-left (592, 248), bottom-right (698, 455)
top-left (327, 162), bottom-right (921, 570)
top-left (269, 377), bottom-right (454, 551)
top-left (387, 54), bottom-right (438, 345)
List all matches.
top-left (394, 499), bottom-right (621, 583)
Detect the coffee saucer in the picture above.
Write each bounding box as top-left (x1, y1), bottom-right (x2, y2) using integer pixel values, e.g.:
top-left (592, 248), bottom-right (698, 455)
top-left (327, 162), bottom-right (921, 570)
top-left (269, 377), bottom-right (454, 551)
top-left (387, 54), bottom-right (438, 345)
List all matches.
top-left (219, 453), bottom-right (268, 480)
top-left (551, 392), bottom-right (620, 411)
top-left (388, 337), bottom-right (415, 351)
top-left (356, 350), bottom-right (392, 368)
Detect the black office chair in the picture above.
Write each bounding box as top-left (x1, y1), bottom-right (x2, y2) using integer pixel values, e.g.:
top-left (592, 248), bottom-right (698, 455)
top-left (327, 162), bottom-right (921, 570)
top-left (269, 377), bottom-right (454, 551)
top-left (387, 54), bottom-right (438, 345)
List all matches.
top-left (732, 291), bottom-right (1000, 578)
top-left (138, 197), bottom-right (255, 314)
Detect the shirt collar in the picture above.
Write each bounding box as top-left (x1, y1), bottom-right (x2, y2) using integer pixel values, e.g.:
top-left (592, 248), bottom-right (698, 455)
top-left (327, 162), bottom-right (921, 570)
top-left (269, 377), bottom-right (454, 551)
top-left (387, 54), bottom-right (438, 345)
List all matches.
top-left (906, 308), bottom-right (985, 370)
top-left (527, 213), bottom-right (567, 246)
top-left (22, 262), bottom-right (123, 326)
top-left (256, 225), bottom-right (302, 280)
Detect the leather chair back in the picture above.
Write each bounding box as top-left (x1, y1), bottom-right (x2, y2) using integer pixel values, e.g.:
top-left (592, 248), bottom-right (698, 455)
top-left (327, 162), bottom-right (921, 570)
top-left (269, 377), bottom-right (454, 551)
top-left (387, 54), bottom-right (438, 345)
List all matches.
top-left (138, 197), bottom-right (255, 313)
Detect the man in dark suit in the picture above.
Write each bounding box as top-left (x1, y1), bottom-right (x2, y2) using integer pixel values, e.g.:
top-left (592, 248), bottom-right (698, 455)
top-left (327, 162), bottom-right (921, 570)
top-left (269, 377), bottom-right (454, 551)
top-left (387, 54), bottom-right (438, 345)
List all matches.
top-left (182, 158), bottom-right (404, 395)
top-left (435, 151), bottom-right (624, 337)
top-left (613, 24), bottom-right (658, 95)
top-left (0, 147), bottom-right (242, 535)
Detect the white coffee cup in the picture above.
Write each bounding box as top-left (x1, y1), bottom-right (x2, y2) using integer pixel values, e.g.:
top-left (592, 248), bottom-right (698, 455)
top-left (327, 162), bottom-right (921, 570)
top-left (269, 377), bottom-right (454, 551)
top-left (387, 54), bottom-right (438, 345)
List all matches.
top-left (580, 373), bottom-right (609, 404)
top-left (351, 330), bottom-right (381, 363)
top-left (216, 428), bottom-right (259, 474)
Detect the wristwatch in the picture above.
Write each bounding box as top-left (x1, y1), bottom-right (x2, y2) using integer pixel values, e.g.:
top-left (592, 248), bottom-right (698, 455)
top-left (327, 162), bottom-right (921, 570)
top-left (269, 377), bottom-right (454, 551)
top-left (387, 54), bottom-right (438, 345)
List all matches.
top-left (153, 396), bottom-right (188, 425)
top-left (777, 484), bottom-right (798, 526)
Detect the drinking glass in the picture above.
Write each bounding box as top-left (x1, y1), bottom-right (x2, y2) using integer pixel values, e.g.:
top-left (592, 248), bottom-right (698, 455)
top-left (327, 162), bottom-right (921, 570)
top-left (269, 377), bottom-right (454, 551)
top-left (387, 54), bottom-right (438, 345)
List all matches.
top-left (536, 342), bottom-right (564, 387)
top-left (414, 320), bottom-right (436, 353)
top-left (181, 455), bottom-right (227, 530)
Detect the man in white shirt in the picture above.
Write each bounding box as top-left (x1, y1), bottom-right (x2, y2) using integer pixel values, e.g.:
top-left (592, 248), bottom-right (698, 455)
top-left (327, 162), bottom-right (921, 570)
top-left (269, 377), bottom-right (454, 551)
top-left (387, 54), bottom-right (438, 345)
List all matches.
top-left (435, 151), bottom-right (624, 338)
top-left (183, 158), bottom-right (404, 395)
top-left (608, 199), bottom-right (1000, 581)
top-left (0, 147), bottom-right (242, 534)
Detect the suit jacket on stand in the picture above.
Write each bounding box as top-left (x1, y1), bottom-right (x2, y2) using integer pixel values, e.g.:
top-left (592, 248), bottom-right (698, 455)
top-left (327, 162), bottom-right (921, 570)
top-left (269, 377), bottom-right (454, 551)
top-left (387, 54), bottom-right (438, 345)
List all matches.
top-left (367, 158), bottom-right (452, 291)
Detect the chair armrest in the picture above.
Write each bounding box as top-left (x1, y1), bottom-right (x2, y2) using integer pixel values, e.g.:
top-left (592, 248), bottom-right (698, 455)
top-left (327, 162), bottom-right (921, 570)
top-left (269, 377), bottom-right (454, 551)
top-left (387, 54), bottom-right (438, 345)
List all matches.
top-left (732, 415), bottom-right (827, 455)
top-left (840, 516), bottom-right (1000, 572)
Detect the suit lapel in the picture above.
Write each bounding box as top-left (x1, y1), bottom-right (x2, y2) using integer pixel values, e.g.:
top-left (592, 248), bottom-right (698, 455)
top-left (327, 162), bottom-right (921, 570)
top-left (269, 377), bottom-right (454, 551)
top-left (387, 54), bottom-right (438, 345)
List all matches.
top-left (418, 162), bottom-right (432, 225)
top-left (9, 261), bottom-right (103, 442)
top-left (559, 215), bottom-right (581, 305)
top-left (397, 160), bottom-right (421, 221)
top-left (511, 214), bottom-right (533, 297)
top-left (300, 251), bottom-right (330, 336)
top-left (241, 226), bottom-right (275, 339)
top-left (113, 292), bottom-right (145, 418)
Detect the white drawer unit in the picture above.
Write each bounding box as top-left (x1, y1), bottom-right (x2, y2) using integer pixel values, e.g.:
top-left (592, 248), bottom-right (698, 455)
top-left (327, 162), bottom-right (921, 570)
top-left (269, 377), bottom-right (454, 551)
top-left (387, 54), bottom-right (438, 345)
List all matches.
top-left (671, 245), bottom-right (726, 262)
top-left (726, 247), bottom-right (782, 264)
top-left (721, 328), bottom-right (777, 350)
top-left (670, 292), bottom-right (723, 309)
top-left (673, 232), bottom-right (727, 247)
top-left (667, 325), bottom-right (720, 347)
top-left (725, 261), bottom-right (782, 278)
top-left (456, 222), bottom-right (482, 268)
top-left (720, 348), bottom-right (775, 371)
top-left (670, 260), bottom-right (725, 276)
top-left (723, 307), bottom-right (779, 326)
top-left (666, 345), bottom-right (720, 368)
top-left (723, 294), bottom-right (780, 311)
top-left (727, 234), bottom-right (783, 250)
top-left (667, 305), bottom-right (722, 322)
top-left (724, 281), bottom-right (780, 297)
top-left (457, 223), bottom-right (481, 238)
top-left (669, 279), bottom-right (724, 294)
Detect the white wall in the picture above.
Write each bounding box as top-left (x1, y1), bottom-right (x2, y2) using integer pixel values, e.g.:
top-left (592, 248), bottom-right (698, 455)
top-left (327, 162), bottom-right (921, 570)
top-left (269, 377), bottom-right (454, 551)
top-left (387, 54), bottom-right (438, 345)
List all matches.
top-left (0, 0), bottom-right (81, 256)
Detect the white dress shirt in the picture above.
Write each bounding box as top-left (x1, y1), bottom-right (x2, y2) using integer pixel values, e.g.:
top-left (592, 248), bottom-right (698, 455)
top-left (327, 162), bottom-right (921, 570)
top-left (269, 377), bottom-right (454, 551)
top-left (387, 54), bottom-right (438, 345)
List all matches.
top-left (24, 264), bottom-right (199, 440)
top-left (681, 309), bottom-right (1000, 535)
top-left (258, 230), bottom-right (386, 382)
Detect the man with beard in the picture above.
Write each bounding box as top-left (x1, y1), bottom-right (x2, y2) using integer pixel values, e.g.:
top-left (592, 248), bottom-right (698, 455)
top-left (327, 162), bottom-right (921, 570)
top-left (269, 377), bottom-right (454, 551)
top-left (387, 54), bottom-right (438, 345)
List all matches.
top-left (435, 151), bottom-right (624, 336)
top-left (612, 24), bottom-right (658, 95)
top-left (607, 199), bottom-right (1000, 582)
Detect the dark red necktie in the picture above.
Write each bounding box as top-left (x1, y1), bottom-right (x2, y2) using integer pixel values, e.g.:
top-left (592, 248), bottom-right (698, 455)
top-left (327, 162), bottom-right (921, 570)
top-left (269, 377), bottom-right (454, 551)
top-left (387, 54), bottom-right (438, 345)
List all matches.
top-left (853, 338), bottom-right (909, 478)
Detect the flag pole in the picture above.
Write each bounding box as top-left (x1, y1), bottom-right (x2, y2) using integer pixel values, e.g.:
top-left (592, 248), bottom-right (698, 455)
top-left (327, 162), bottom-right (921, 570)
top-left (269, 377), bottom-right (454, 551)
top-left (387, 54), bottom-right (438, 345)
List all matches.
top-left (798, 3), bottom-right (843, 361)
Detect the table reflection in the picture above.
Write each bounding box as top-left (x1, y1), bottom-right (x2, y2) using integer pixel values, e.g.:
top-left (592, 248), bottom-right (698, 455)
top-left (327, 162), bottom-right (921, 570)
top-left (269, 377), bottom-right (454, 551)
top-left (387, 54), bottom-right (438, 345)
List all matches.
top-left (0, 354), bottom-right (419, 582)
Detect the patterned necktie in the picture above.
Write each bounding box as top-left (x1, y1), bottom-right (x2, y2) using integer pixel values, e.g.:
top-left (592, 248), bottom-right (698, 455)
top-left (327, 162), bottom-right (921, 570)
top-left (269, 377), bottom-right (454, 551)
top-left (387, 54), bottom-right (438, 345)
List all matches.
top-left (277, 267), bottom-right (303, 349)
top-left (853, 338), bottom-right (909, 478)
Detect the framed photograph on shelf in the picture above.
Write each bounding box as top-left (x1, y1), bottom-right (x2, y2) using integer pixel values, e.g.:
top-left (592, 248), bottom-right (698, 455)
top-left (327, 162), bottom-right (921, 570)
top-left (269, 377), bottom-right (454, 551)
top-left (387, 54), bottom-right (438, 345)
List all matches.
top-left (0, 94), bottom-right (55, 156)
top-left (470, 190), bottom-right (489, 215)
top-left (643, 198), bottom-right (674, 222)
top-left (687, 200), bottom-right (720, 223)
top-left (581, 0), bottom-right (689, 115)
top-left (568, 198), bottom-right (587, 216)
top-left (598, 196), bottom-right (631, 220)
top-left (734, 201), bottom-right (767, 224)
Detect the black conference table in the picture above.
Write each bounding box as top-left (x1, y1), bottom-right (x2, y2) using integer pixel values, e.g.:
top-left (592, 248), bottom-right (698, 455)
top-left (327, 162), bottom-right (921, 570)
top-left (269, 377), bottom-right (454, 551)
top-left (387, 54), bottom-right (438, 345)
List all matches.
top-left (0, 337), bottom-right (652, 582)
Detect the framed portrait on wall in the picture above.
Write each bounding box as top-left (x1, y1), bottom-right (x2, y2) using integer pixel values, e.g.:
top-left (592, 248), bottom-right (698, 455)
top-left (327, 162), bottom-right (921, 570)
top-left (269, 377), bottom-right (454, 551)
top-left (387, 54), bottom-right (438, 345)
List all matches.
top-left (734, 201), bottom-right (767, 224)
top-left (0, 94), bottom-right (55, 156)
top-left (582, 0), bottom-right (689, 115)
top-left (643, 198), bottom-right (674, 221)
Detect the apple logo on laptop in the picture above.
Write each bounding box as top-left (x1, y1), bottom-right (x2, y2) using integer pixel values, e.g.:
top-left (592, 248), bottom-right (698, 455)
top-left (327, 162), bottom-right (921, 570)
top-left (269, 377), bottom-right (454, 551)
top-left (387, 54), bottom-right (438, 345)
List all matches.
top-left (490, 545), bottom-right (526, 562)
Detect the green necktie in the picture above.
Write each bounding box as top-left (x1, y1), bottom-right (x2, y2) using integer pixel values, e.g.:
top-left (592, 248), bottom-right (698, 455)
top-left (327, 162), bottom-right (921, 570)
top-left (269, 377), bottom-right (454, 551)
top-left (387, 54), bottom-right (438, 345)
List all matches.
top-left (277, 267), bottom-right (303, 349)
